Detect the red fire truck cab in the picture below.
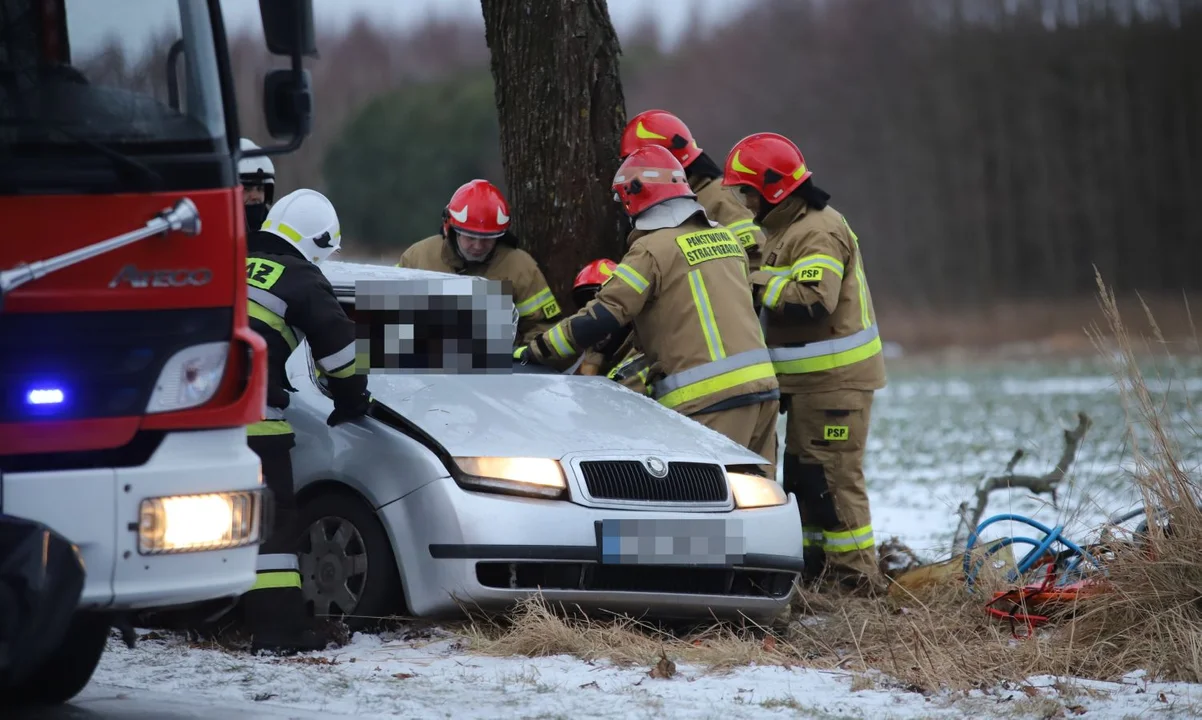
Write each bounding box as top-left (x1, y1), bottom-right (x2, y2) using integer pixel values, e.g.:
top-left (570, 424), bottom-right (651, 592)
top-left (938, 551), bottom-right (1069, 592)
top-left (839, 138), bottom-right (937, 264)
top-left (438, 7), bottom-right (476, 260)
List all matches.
top-left (0, 0), bottom-right (317, 704)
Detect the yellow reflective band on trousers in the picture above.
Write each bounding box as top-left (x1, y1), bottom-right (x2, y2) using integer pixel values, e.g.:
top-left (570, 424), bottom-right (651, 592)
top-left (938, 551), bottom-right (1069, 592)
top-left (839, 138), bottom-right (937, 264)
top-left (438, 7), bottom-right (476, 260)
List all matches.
top-left (823, 524), bottom-right (874, 553)
top-left (802, 527), bottom-right (825, 548)
top-left (248, 419), bottom-right (293, 436)
top-left (247, 300), bottom-right (299, 351)
top-left (251, 569), bottom-right (303, 591)
top-left (769, 325), bottom-right (882, 375)
top-left (653, 348), bottom-right (777, 409)
top-left (686, 269), bottom-right (725, 362)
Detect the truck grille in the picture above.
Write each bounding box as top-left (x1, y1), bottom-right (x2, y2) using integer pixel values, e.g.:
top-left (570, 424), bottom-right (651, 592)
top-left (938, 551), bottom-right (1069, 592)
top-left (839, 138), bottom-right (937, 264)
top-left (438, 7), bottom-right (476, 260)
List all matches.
top-left (0, 307), bottom-right (232, 425)
top-left (578, 460), bottom-right (728, 504)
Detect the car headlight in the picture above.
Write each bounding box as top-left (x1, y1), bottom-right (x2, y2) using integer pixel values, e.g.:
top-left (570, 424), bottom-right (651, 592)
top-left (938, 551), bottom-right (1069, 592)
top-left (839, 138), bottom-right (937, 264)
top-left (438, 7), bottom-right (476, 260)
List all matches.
top-left (728, 472), bottom-right (787, 509)
top-left (146, 341), bottom-right (229, 413)
top-left (453, 457), bottom-right (567, 500)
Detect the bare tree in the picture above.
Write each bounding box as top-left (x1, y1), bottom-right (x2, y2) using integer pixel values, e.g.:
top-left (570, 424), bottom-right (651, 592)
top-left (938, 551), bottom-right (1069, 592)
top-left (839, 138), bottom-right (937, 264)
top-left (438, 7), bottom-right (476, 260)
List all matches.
top-left (480, 0), bottom-right (629, 310)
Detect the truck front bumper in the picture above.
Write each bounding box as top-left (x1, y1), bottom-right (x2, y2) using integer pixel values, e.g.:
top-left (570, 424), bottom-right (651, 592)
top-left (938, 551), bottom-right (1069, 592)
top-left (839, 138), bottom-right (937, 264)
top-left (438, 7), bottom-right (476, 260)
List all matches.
top-left (2, 428), bottom-right (263, 611)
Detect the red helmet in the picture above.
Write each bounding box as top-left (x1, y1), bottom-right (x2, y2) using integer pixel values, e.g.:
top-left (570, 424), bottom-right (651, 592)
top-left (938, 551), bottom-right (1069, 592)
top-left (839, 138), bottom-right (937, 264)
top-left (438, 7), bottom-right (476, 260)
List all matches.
top-left (721, 132), bottom-right (812, 205)
top-left (619, 109), bottom-right (702, 168)
top-left (612, 145), bottom-right (695, 218)
top-left (572, 258), bottom-right (617, 307)
top-left (442, 179), bottom-right (511, 238)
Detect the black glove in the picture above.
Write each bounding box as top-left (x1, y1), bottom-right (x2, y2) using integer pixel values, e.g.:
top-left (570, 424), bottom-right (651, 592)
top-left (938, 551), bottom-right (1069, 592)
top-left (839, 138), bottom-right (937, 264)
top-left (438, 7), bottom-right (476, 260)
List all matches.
top-left (327, 392), bottom-right (371, 427)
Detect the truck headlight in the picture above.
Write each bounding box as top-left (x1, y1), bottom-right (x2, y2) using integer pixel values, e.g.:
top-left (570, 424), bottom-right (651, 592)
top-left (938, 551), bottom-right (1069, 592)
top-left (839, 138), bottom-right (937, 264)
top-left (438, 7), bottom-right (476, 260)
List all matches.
top-left (453, 457), bottom-right (567, 500)
top-left (138, 490), bottom-right (262, 555)
top-left (146, 341), bottom-right (229, 413)
top-left (728, 472), bottom-right (787, 509)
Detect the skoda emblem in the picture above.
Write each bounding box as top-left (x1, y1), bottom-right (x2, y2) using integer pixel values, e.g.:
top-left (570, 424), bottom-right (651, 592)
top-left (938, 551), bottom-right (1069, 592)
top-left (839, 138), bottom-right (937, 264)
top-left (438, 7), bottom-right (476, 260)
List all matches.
top-left (644, 457), bottom-right (669, 478)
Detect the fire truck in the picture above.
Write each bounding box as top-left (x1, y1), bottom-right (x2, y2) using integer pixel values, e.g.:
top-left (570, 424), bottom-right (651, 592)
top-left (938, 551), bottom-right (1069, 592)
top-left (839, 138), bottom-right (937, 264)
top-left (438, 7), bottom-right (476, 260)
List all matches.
top-left (0, 0), bottom-right (317, 705)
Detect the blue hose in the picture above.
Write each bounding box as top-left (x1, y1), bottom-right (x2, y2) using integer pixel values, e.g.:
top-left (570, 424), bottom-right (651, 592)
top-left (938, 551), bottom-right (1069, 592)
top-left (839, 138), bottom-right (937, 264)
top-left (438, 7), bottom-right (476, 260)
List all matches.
top-left (962, 513), bottom-right (1105, 592)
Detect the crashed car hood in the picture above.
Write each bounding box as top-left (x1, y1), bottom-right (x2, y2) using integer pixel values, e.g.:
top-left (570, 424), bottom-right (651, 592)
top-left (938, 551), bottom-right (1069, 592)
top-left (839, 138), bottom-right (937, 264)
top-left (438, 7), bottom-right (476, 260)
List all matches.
top-left (368, 373), bottom-right (769, 465)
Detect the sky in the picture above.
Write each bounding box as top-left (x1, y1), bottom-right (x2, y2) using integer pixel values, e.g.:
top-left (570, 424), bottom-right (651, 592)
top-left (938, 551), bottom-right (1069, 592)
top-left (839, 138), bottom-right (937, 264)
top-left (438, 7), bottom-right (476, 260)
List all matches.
top-left (63, 0), bottom-right (755, 60)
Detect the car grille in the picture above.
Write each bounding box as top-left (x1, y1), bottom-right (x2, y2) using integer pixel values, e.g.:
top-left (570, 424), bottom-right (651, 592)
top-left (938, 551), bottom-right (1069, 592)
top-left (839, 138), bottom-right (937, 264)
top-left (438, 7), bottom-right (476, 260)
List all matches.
top-left (577, 460), bottom-right (728, 503)
top-left (475, 562), bottom-right (794, 599)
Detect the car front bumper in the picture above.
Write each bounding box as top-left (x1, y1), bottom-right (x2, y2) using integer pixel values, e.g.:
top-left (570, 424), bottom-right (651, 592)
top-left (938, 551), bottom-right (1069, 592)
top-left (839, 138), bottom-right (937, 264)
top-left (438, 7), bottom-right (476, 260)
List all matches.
top-left (2, 428), bottom-right (263, 610)
top-left (382, 476), bottom-right (805, 622)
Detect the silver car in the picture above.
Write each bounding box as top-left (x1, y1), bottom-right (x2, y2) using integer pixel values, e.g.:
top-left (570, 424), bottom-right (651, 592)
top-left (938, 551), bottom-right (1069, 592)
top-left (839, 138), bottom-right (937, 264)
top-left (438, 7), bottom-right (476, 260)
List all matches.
top-left (282, 261), bottom-right (804, 627)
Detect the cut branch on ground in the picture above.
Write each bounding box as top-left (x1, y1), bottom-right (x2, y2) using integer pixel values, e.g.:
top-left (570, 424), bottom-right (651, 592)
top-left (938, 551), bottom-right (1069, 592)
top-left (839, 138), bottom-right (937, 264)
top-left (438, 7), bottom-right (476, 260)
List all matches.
top-left (951, 411), bottom-right (1093, 554)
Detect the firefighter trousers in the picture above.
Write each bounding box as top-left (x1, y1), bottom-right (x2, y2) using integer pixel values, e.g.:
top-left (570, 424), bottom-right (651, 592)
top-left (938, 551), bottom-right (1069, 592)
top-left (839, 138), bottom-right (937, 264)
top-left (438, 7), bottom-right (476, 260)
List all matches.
top-left (781, 390), bottom-right (878, 581)
top-left (244, 425), bottom-right (322, 651)
top-left (691, 399), bottom-right (780, 479)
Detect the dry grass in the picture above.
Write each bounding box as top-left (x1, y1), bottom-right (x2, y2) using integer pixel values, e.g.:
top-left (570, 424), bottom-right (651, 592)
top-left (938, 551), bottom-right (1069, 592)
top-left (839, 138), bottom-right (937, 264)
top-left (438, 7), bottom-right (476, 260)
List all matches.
top-left (453, 271), bottom-right (1202, 693)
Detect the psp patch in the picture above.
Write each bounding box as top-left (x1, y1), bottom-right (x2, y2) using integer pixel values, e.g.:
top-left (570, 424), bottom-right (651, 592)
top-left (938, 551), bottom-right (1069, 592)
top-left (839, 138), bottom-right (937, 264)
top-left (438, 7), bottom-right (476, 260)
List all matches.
top-left (823, 425), bottom-right (849, 441)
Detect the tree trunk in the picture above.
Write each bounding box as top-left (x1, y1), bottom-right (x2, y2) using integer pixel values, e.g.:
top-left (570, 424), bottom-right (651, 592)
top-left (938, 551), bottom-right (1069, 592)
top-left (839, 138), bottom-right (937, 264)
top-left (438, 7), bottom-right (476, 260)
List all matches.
top-left (480, 0), bottom-right (628, 312)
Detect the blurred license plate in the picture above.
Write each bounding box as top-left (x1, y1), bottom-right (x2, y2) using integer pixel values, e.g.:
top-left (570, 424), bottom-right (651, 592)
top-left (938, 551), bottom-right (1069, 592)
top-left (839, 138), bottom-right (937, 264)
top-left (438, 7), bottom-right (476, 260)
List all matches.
top-left (596, 518), bottom-right (745, 566)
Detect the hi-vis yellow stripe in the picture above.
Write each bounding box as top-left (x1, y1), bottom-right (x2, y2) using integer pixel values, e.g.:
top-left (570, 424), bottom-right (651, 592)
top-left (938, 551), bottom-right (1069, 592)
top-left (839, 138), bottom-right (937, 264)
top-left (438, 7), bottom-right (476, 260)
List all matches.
top-left (613, 263), bottom-right (649, 294)
top-left (252, 570), bottom-right (302, 590)
top-left (823, 524), bottom-right (874, 553)
top-left (686, 270), bottom-right (725, 362)
top-left (247, 300), bottom-right (298, 350)
top-left (657, 362), bottom-right (776, 409)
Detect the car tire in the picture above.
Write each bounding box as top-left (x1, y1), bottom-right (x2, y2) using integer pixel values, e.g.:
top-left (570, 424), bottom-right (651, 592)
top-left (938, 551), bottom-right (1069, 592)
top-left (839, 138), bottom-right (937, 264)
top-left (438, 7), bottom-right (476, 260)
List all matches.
top-left (295, 491), bottom-right (404, 631)
top-left (8, 611), bottom-right (110, 706)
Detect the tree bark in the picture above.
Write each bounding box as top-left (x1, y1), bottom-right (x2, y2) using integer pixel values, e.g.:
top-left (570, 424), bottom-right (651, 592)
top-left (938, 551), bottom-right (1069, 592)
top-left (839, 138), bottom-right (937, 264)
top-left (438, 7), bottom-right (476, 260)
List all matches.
top-left (480, 0), bottom-right (628, 312)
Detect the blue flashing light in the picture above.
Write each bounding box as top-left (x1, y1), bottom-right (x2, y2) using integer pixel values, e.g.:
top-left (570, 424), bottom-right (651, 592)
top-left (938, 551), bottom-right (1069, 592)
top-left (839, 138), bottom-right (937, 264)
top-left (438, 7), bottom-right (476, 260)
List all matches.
top-left (26, 388), bottom-right (65, 406)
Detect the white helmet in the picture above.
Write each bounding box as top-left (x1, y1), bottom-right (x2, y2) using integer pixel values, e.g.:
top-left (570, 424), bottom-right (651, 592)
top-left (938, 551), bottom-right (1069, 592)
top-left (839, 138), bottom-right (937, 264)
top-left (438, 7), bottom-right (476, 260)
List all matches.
top-left (238, 138), bottom-right (275, 198)
top-left (261, 189), bottom-right (342, 265)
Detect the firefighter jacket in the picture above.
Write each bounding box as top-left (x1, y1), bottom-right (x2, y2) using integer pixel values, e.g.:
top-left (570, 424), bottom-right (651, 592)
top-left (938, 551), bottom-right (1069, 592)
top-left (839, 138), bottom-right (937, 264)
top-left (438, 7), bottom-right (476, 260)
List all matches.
top-left (397, 234), bottom-right (562, 345)
top-left (527, 201), bottom-right (779, 417)
top-left (751, 195), bottom-right (887, 396)
top-left (691, 175), bottom-right (766, 273)
top-left (246, 231), bottom-right (369, 431)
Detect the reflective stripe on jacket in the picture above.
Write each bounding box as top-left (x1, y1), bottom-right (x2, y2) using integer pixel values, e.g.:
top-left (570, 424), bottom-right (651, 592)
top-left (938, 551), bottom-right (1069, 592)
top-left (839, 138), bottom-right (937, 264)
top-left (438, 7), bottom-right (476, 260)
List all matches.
top-left (397, 235), bottom-right (562, 346)
top-left (750, 196), bottom-right (887, 395)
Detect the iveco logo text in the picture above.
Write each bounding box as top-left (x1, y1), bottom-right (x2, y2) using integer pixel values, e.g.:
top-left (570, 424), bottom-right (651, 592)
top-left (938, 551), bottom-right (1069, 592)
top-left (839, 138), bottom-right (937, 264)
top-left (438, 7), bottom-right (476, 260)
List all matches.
top-left (108, 264), bottom-right (213, 289)
top-left (644, 457), bottom-right (669, 478)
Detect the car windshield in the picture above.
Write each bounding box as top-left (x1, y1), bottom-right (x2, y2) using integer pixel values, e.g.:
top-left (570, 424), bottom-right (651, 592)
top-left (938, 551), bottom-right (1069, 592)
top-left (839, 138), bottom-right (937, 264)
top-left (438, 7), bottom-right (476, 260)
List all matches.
top-left (0, 0), bottom-right (227, 192)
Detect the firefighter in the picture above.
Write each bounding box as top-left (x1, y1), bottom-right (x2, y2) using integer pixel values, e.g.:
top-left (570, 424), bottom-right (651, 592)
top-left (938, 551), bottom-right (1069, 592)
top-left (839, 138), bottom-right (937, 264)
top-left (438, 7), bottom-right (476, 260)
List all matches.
top-left (239, 137), bottom-right (275, 236)
top-left (620, 109), bottom-right (767, 272)
top-left (397, 179), bottom-right (563, 346)
top-left (571, 259), bottom-right (656, 396)
top-left (517, 145), bottom-right (780, 475)
top-left (722, 132), bottom-right (887, 596)
top-left (244, 188), bottom-right (371, 653)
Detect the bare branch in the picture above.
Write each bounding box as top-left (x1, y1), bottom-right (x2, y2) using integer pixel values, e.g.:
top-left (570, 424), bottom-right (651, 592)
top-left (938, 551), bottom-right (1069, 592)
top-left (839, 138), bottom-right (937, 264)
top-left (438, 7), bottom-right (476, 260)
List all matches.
top-left (950, 412), bottom-right (1092, 554)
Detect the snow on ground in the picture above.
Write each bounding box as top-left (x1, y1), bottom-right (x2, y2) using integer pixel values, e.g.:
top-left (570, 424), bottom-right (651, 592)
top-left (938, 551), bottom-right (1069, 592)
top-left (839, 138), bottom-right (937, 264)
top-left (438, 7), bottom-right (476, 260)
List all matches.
top-left (92, 628), bottom-right (1201, 719)
top-left (82, 355), bottom-right (1202, 718)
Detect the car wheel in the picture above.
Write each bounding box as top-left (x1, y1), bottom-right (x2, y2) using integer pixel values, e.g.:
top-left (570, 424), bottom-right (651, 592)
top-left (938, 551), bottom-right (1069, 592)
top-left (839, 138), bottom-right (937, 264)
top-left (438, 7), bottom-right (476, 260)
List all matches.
top-left (295, 492), bottom-right (403, 631)
top-left (8, 611), bottom-right (110, 706)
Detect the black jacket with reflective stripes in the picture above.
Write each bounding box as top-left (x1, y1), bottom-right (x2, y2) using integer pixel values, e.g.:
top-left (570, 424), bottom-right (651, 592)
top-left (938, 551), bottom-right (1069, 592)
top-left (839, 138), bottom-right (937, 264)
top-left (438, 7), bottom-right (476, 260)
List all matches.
top-left (246, 231), bottom-right (367, 414)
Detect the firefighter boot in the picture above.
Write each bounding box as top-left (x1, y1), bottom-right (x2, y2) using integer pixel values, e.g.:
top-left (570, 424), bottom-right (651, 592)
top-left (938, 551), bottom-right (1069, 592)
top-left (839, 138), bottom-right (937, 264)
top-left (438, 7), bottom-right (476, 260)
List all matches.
top-left (244, 586), bottom-right (329, 656)
top-left (782, 453), bottom-right (826, 584)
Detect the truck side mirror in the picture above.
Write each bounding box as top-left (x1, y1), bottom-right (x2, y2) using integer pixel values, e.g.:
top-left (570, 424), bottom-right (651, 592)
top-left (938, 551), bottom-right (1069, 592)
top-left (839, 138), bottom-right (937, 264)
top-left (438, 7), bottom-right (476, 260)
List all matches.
top-left (244, 0), bottom-right (318, 158)
top-left (263, 68), bottom-right (313, 140)
top-left (259, 0), bottom-right (317, 58)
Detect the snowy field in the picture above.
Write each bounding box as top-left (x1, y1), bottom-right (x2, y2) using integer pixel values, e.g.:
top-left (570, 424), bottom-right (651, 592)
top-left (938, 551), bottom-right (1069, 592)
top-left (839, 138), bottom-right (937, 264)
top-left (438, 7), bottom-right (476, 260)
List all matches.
top-left (76, 352), bottom-right (1202, 719)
